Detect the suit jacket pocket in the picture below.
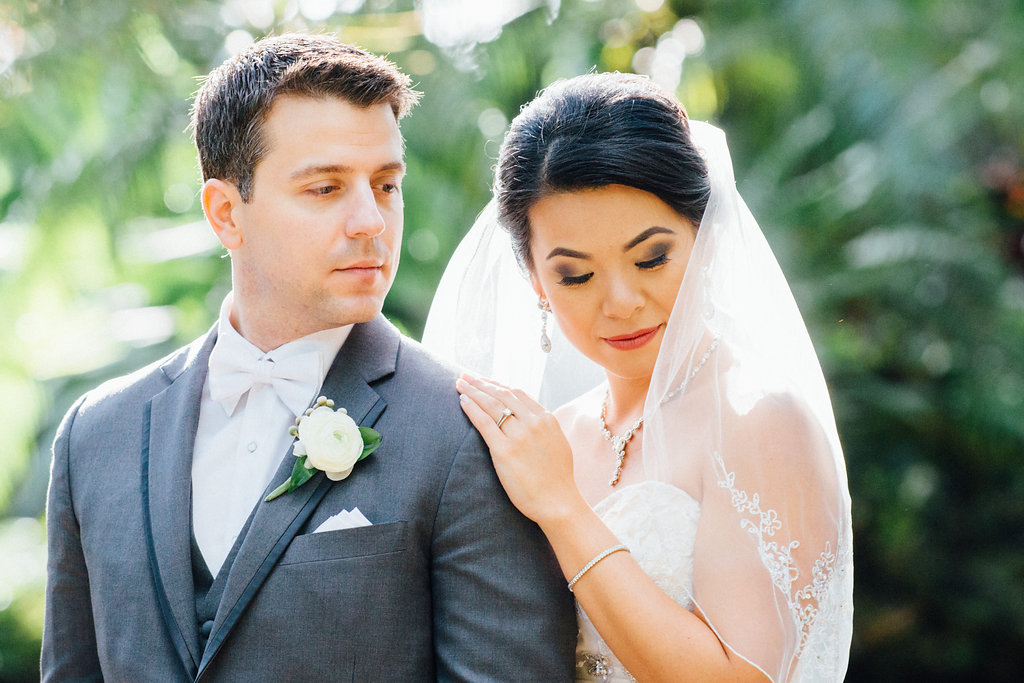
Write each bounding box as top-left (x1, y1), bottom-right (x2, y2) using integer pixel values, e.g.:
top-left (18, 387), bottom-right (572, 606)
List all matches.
top-left (279, 520), bottom-right (409, 565)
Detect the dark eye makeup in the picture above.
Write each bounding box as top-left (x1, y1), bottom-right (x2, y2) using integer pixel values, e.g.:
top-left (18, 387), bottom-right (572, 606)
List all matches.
top-left (557, 272), bottom-right (593, 286)
top-left (636, 252), bottom-right (670, 269)
top-left (553, 241), bottom-right (674, 287)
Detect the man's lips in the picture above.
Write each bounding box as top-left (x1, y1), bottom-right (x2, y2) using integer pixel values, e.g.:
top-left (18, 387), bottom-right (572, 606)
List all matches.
top-left (339, 260), bottom-right (384, 270)
top-left (602, 325), bottom-right (662, 350)
top-left (334, 260), bottom-right (385, 276)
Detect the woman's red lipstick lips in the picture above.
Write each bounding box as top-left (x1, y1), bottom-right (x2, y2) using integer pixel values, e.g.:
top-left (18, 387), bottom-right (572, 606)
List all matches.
top-left (602, 325), bottom-right (661, 350)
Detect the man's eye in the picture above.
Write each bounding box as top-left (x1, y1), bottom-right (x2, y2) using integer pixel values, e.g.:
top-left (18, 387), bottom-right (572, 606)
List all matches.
top-left (311, 185), bottom-right (338, 196)
top-left (381, 183), bottom-right (400, 194)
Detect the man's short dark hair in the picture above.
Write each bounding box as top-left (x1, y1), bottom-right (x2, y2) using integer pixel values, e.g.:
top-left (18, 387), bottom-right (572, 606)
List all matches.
top-left (191, 33), bottom-right (420, 201)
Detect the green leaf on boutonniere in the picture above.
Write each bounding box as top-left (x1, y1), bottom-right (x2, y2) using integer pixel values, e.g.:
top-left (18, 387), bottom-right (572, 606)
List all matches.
top-left (359, 427), bottom-right (381, 460)
top-left (264, 456), bottom-right (315, 502)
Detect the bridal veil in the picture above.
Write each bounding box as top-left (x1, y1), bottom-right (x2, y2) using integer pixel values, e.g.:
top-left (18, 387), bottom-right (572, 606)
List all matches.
top-left (423, 116), bottom-right (853, 682)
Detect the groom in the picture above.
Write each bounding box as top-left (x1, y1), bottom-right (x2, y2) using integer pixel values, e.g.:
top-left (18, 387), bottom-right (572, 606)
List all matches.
top-left (42, 34), bottom-right (575, 681)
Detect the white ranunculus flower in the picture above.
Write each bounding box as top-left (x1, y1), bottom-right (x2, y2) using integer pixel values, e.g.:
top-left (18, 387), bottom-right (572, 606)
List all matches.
top-left (297, 405), bottom-right (364, 481)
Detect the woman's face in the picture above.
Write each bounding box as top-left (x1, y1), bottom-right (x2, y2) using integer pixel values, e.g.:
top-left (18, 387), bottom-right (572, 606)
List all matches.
top-left (528, 184), bottom-right (697, 382)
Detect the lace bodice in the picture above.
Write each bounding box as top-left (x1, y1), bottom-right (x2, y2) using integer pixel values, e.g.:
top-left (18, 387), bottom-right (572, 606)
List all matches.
top-left (575, 481), bottom-right (702, 682)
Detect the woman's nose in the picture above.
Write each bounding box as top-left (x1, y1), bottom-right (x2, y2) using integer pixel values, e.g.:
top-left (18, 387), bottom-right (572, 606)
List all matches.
top-left (602, 278), bottom-right (645, 319)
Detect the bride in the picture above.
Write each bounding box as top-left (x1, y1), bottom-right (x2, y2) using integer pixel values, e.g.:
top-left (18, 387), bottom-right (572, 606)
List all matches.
top-left (423, 73), bottom-right (853, 682)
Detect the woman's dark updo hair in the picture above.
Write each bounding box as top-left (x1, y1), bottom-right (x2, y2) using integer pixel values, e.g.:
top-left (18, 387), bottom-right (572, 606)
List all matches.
top-left (496, 72), bottom-right (710, 270)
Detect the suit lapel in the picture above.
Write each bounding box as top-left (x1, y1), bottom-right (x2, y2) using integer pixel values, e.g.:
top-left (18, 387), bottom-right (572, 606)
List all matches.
top-left (141, 329), bottom-right (217, 678)
top-left (198, 316), bottom-right (398, 676)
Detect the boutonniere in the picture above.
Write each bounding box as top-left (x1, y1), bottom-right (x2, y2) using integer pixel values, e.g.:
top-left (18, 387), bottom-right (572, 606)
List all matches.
top-left (265, 396), bottom-right (382, 501)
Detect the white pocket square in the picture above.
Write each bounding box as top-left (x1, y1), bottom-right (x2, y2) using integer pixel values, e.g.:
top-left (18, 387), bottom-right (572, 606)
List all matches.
top-left (313, 507), bottom-right (372, 534)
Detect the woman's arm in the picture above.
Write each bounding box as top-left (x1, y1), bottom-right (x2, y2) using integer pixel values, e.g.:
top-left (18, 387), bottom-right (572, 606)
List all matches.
top-left (456, 374), bottom-right (769, 682)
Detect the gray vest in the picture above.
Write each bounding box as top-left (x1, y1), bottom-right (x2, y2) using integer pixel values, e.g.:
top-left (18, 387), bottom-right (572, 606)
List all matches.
top-left (191, 512), bottom-right (255, 652)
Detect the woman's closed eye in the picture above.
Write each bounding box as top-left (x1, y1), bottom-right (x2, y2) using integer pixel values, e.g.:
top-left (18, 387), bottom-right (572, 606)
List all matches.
top-left (558, 272), bottom-right (593, 286)
top-left (636, 251), bottom-right (670, 270)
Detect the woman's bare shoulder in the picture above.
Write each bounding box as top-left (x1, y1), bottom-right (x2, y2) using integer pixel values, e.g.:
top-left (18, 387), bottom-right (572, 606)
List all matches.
top-left (552, 383), bottom-right (606, 431)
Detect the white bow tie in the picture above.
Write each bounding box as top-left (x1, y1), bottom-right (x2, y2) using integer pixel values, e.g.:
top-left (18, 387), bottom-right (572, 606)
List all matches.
top-left (208, 348), bottom-right (322, 417)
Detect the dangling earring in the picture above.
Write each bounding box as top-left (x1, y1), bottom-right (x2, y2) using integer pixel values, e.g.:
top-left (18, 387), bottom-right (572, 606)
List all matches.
top-left (538, 298), bottom-right (552, 353)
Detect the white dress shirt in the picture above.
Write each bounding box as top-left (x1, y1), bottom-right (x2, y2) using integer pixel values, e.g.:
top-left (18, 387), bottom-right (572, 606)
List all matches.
top-left (192, 294), bottom-right (351, 576)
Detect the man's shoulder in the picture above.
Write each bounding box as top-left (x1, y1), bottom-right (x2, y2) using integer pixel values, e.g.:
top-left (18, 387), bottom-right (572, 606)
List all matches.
top-left (362, 321), bottom-right (473, 434)
top-left (390, 337), bottom-right (461, 415)
top-left (75, 330), bottom-right (214, 418)
top-left (353, 315), bottom-right (462, 391)
top-left (394, 331), bottom-right (463, 387)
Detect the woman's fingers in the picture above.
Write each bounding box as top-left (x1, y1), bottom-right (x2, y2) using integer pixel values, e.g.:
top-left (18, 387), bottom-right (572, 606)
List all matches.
top-left (458, 391), bottom-right (506, 444)
top-left (470, 375), bottom-right (546, 413)
top-left (458, 375), bottom-right (548, 437)
top-left (456, 374), bottom-right (535, 427)
top-left (457, 376), bottom-right (517, 423)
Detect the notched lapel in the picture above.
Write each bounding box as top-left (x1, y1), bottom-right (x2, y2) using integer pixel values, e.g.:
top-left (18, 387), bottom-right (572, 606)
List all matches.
top-left (198, 317), bottom-right (396, 676)
top-left (142, 331), bottom-right (216, 677)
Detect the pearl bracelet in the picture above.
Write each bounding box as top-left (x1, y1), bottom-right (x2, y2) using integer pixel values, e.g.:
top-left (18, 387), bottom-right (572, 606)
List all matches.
top-left (567, 544), bottom-right (630, 593)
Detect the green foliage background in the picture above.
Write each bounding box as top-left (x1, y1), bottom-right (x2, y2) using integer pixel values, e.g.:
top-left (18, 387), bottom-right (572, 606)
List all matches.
top-left (1, 0), bottom-right (1022, 680)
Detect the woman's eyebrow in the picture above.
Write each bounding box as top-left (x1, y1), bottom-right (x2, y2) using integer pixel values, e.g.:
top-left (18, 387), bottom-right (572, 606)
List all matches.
top-left (624, 226), bottom-right (676, 251)
top-left (546, 246), bottom-right (591, 260)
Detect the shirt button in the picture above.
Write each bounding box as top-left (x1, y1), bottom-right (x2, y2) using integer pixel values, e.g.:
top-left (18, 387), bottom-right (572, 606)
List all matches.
top-left (248, 441), bottom-right (258, 452)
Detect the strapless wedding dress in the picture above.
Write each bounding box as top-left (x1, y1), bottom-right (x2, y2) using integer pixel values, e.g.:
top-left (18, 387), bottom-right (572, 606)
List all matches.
top-left (575, 480), bottom-right (702, 682)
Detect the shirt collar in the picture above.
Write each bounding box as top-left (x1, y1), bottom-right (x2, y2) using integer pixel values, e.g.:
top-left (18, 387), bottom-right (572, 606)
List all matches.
top-left (209, 292), bottom-right (353, 413)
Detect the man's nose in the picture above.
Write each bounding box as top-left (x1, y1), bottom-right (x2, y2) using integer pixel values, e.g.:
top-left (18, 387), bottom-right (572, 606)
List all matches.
top-left (345, 184), bottom-right (387, 238)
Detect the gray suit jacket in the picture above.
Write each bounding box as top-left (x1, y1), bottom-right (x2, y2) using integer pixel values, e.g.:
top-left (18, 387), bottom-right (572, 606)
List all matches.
top-left (42, 315), bottom-right (576, 681)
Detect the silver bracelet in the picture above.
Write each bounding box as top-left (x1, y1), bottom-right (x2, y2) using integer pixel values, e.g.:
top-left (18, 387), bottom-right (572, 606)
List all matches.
top-left (567, 544), bottom-right (629, 593)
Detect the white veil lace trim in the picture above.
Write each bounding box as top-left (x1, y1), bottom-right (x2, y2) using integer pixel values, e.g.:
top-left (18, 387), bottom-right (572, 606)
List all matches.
top-left (423, 121), bottom-right (853, 682)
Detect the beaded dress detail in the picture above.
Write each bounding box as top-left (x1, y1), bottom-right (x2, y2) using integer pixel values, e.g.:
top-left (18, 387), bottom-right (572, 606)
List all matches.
top-left (575, 481), bottom-right (701, 682)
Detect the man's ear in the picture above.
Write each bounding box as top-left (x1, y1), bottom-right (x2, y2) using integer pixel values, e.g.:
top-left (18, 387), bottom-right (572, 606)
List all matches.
top-left (202, 178), bottom-right (244, 250)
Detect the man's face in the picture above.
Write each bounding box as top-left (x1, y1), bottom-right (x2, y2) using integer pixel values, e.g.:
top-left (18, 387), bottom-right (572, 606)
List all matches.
top-left (229, 95), bottom-right (405, 345)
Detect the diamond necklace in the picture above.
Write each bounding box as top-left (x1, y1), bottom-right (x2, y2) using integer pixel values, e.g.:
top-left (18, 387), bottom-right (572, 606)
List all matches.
top-left (600, 335), bottom-right (721, 486)
top-left (599, 399), bottom-right (644, 486)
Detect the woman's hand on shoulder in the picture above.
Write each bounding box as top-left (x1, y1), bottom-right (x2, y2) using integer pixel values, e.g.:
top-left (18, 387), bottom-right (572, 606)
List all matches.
top-left (456, 374), bottom-right (586, 527)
